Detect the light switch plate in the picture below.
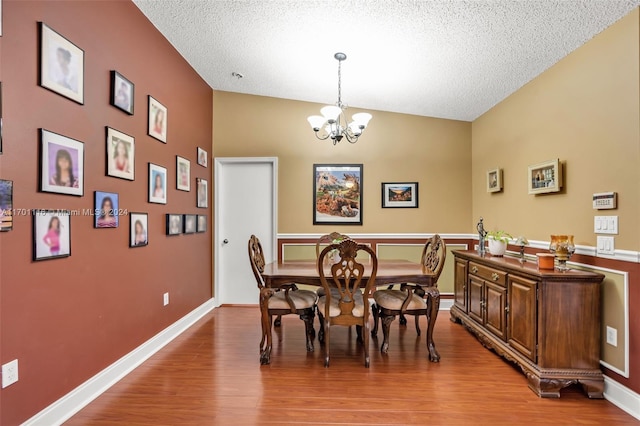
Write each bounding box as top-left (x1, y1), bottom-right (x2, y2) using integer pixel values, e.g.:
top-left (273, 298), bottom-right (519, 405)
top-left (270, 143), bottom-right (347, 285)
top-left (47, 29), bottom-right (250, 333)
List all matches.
top-left (597, 236), bottom-right (615, 256)
top-left (594, 216), bottom-right (618, 234)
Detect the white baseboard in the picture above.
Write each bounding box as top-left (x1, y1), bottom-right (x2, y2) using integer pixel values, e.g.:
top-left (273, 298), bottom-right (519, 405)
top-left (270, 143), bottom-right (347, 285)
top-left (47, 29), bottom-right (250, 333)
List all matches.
top-left (23, 299), bottom-right (216, 426)
top-left (604, 376), bottom-right (640, 421)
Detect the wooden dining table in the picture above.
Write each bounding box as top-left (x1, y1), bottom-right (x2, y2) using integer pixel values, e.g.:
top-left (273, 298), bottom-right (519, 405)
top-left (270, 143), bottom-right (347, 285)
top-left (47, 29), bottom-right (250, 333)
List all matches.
top-left (262, 259), bottom-right (441, 362)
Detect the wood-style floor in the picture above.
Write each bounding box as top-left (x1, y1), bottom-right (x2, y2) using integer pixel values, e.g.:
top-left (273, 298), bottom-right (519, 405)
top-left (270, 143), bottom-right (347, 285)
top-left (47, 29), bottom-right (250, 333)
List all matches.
top-left (65, 307), bottom-right (638, 425)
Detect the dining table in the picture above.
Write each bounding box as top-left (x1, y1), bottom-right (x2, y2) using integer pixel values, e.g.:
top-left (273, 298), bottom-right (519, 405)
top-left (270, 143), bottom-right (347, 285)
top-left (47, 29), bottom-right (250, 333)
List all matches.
top-left (261, 259), bottom-right (441, 362)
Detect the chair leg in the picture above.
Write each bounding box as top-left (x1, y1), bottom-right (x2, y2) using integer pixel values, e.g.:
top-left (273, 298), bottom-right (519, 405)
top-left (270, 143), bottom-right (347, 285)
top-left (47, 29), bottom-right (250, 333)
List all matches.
top-left (274, 315), bottom-right (282, 327)
top-left (399, 313), bottom-right (407, 325)
top-left (300, 308), bottom-right (315, 352)
top-left (371, 303), bottom-right (379, 337)
top-left (324, 322), bottom-right (330, 367)
top-left (363, 322), bottom-right (370, 368)
top-left (318, 311), bottom-right (325, 343)
top-left (260, 312), bottom-right (273, 365)
top-left (414, 314), bottom-right (421, 336)
top-left (356, 325), bottom-right (363, 343)
top-left (380, 313), bottom-right (395, 353)
top-left (425, 289), bottom-right (441, 362)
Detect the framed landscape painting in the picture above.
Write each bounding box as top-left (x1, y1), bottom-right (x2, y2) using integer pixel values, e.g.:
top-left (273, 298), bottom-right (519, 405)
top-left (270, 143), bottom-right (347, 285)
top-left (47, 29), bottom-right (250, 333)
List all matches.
top-left (381, 182), bottom-right (418, 208)
top-left (313, 164), bottom-right (362, 225)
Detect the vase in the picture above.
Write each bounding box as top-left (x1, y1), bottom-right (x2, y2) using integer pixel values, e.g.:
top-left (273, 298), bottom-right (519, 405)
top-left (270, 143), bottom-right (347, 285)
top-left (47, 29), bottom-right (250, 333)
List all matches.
top-left (549, 235), bottom-right (575, 271)
top-left (488, 240), bottom-right (507, 256)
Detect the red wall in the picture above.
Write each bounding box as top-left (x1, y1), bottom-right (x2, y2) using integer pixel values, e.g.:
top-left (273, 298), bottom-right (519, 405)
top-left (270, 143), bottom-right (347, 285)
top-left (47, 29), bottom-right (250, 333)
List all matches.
top-left (0, 1), bottom-right (213, 424)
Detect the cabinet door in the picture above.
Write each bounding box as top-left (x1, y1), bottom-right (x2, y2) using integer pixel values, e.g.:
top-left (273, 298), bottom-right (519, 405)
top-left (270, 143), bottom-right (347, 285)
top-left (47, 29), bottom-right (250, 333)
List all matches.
top-left (484, 281), bottom-right (507, 341)
top-left (508, 275), bottom-right (537, 361)
top-left (468, 275), bottom-right (484, 324)
top-left (453, 258), bottom-right (468, 312)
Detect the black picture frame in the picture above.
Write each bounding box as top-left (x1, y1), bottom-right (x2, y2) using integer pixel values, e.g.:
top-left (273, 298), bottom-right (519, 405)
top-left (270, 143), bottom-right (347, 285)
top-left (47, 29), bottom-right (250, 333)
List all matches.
top-left (176, 156), bottom-right (190, 191)
top-left (183, 214), bottom-right (197, 234)
top-left (106, 127), bottom-right (135, 181)
top-left (38, 22), bottom-right (84, 104)
top-left (313, 163), bottom-right (363, 225)
top-left (196, 215), bottom-right (207, 233)
top-left (110, 70), bottom-right (134, 115)
top-left (130, 212), bottom-right (148, 247)
top-left (166, 213), bottom-right (183, 236)
top-left (39, 129), bottom-right (84, 197)
top-left (148, 163), bottom-right (167, 204)
top-left (33, 209), bottom-right (71, 261)
top-left (148, 95), bottom-right (167, 143)
top-left (381, 182), bottom-right (419, 208)
top-left (0, 179), bottom-right (13, 231)
top-left (196, 178), bottom-right (208, 208)
top-left (94, 191), bottom-right (119, 228)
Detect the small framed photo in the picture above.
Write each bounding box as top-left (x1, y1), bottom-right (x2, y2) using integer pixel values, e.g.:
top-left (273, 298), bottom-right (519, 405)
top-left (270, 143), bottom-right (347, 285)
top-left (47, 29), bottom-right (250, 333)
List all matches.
top-left (94, 191), bottom-right (119, 228)
top-left (40, 129), bottom-right (84, 196)
top-left (313, 164), bottom-right (363, 225)
top-left (184, 214), bottom-right (197, 234)
top-left (110, 70), bottom-right (134, 115)
top-left (166, 213), bottom-right (183, 236)
top-left (528, 159), bottom-right (563, 195)
top-left (487, 168), bottom-right (503, 193)
top-left (381, 182), bottom-right (418, 208)
top-left (197, 215), bottom-right (207, 233)
top-left (130, 212), bottom-right (148, 247)
top-left (148, 163), bottom-right (167, 204)
top-left (33, 209), bottom-right (71, 261)
top-left (196, 178), bottom-right (208, 208)
top-left (39, 22), bottom-right (84, 104)
top-left (197, 147), bottom-right (208, 167)
top-left (148, 96), bottom-right (167, 143)
top-left (1, 82), bottom-right (3, 154)
top-left (106, 127), bottom-right (135, 181)
top-left (0, 179), bottom-right (13, 232)
top-left (176, 156), bottom-right (190, 191)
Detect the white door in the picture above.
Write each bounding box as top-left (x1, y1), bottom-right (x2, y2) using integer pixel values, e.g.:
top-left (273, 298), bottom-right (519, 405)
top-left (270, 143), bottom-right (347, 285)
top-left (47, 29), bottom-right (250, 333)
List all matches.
top-left (214, 157), bottom-right (277, 306)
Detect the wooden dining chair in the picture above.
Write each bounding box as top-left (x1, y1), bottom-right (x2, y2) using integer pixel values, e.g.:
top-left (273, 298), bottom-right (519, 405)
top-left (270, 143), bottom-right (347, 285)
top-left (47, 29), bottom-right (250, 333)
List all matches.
top-left (317, 239), bottom-right (378, 367)
top-left (371, 234), bottom-right (446, 360)
top-left (248, 234), bottom-right (317, 365)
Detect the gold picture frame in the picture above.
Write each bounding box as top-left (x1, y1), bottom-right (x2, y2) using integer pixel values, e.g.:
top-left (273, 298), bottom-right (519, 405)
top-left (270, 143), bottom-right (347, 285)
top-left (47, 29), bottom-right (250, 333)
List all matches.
top-left (528, 159), bottom-right (563, 195)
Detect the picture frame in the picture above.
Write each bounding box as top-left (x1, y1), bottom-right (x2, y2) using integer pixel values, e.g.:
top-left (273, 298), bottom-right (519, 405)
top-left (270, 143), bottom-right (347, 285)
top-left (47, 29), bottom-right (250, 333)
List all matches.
top-left (184, 214), bottom-right (197, 234)
top-left (313, 164), bottom-right (363, 225)
top-left (197, 147), bottom-right (208, 167)
top-left (196, 215), bottom-right (207, 233)
top-left (487, 168), bottom-right (503, 193)
top-left (176, 156), bottom-right (190, 191)
top-left (1, 0), bottom-right (3, 37)
top-left (196, 178), bottom-right (208, 208)
top-left (0, 81), bottom-right (3, 154)
top-left (94, 191), bottom-right (119, 228)
top-left (381, 182), bottom-right (419, 208)
top-left (528, 159), bottom-right (563, 195)
top-left (106, 127), bottom-right (135, 181)
top-left (33, 209), bottom-right (71, 261)
top-left (148, 163), bottom-right (167, 204)
top-left (0, 179), bottom-right (13, 231)
top-left (39, 129), bottom-right (84, 197)
top-left (148, 96), bottom-right (167, 143)
top-left (38, 22), bottom-right (84, 104)
top-left (129, 212), bottom-right (148, 247)
top-left (166, 213), bottom-right (183, 236)
top-left (110, 71), bottom-right (134, 115)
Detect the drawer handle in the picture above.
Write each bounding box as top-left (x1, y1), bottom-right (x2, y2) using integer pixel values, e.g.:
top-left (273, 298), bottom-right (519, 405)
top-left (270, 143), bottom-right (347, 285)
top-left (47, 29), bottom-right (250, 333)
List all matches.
top-left (491, 273), bottom-right (500, 281)
top-left (471, 266), bottom-right (478, 273)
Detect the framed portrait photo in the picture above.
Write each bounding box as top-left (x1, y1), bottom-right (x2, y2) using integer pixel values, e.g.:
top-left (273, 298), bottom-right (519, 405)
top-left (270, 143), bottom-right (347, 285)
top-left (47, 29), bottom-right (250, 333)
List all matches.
top-left (487, 168), bottom-right (503, 193)
top-left (196, 178), bottom-right (208, 208)
top-left (40, 129), bottom-right (84, 196)
top-left (381, 182), bottom-right (418, 208)
top-left (130, 212), bottom-right (148, 247)
top-left (528, 159), bottom-right (563, 195)
top-left (197, 147), bottom-right (208, 167)
top-left (39, 22), bottom-right (84, 104)
top-left (176, 156), bottom-right (190, 191)
top-left (313, 164), bottom-right (363, 225)
top-left (148, 96), bottom-right (167, 143)
top-left (148, 163), bottom-right (167, 204)
top-left (94, 191), bottom-right (119, 228)
top-left (197, 215), bottom-right (207, 233)
top-left (0, 179), bottom-right (13, 232)
top-left (106, 127), bottom-right (135, 181)
top-left (33, 209), bottom-right (71, 261)
top-left (110, 70), bottom-right (134, 115)
top-left (184, 214), bottom-right (197, 234)
top-left (166, 213), bottom-right (183, 236)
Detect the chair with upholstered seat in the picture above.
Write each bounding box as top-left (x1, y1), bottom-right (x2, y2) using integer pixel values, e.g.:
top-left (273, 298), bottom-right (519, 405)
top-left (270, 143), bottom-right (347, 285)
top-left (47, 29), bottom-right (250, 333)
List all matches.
top-left (317, 239), bottom-right (377, 367)
top-left (248, 234), bottom-right (317, 365)
top-left (371, 234), bottom-right (446, 360)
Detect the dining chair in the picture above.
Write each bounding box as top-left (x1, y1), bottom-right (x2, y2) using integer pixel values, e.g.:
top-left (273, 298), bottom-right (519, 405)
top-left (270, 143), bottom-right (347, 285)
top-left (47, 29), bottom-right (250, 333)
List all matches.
top-left (371, 234), bottom-right (446, 357)
top-left (317, 239), bottom-right (378, 367)
top-left (248, 234), bottom-right (317, 365)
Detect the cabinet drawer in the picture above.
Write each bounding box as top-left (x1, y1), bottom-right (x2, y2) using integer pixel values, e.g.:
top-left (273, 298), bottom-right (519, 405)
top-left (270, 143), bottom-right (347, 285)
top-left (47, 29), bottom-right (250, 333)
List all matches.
top-left (468, 262), bottom-right (507, 286)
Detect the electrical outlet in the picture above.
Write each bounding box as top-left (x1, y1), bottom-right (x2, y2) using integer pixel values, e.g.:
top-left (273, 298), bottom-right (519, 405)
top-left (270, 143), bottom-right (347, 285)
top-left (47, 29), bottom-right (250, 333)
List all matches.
top-left (2, 359), bottom-right (19, 388)
top-left (606, 326), bottom-right (618, 347)
top-left (163, 292), bottom-right (169, 306)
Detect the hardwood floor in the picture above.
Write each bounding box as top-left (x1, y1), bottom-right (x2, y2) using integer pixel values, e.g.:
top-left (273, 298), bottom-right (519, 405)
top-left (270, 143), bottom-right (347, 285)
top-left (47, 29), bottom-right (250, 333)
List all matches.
top-left (65, 307), bottom-right (638, 425)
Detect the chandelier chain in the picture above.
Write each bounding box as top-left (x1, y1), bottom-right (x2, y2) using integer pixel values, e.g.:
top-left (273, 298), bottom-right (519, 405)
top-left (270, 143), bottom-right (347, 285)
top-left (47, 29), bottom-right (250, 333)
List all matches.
top-left (337, 58), bottom-right (342, 108)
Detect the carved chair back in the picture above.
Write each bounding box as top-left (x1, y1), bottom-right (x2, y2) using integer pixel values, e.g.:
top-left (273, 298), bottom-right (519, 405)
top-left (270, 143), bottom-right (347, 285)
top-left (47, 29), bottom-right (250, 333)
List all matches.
top-left (248, 234), bottom-right (266, 289)
top-left (316, 232), bottom-right (351, 259)
top-left (420, 234), bottom-right (447, 285)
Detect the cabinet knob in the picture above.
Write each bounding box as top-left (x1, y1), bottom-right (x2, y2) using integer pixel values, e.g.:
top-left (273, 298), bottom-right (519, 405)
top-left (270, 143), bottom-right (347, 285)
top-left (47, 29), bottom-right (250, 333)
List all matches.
top-left (491, 272), bottom-right (499, 281)
top-left (505, 306), bottom-right (510, 313)
top-left (471, 266), bottom-right (478, 273)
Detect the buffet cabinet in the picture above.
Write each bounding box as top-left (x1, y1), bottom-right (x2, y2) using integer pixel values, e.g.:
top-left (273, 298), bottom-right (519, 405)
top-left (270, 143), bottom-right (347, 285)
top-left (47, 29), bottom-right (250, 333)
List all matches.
top-left (450, 250), bottom-right (605, 398)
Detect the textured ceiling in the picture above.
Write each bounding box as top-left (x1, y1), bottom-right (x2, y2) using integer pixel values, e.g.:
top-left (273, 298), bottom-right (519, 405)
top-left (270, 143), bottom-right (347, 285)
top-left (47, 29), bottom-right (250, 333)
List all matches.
top-left (132, 0), bottom-right (640, 122)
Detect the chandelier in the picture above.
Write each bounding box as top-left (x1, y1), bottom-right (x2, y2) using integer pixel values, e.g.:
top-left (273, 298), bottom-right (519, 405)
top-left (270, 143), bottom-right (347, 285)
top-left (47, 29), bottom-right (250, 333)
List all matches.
top-left (307, 52), bottom-right (372, 145)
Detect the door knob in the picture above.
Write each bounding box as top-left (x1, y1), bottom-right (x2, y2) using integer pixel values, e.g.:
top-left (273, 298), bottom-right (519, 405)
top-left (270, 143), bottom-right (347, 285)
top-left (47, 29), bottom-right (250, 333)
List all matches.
top-left (223, 239), bottom-right (229, 244)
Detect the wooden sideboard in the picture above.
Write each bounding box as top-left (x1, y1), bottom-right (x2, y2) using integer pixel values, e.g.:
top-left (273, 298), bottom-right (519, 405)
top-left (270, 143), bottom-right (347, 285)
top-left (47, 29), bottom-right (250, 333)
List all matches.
top-left (450, 250), bottom-right (605, 398)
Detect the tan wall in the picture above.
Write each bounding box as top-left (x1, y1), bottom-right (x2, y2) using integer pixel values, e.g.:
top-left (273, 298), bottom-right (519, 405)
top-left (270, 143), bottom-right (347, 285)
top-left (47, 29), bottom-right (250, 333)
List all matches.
top-left (472, 10), bottom-right (640, 250)
top-left (213, 92), bottom-right (472, 234)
